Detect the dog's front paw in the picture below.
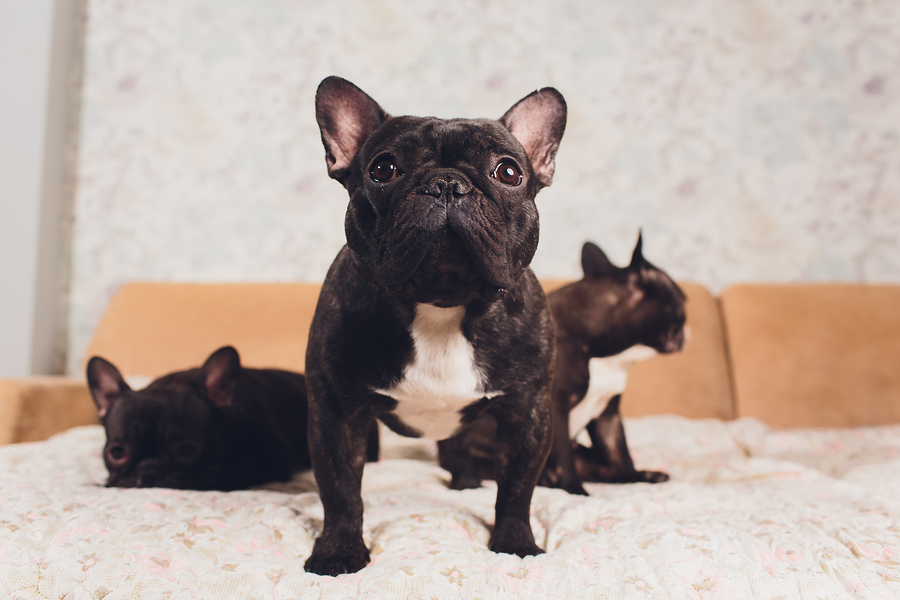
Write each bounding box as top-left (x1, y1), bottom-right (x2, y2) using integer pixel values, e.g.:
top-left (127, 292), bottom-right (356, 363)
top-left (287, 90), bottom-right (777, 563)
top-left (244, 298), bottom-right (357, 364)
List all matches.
top-left (537, 466), bottom-right (561, 489)
top-left (449, 471), bottom-right (482, 490)
top-left (304, 539), bottom-right (370, 576)
top-left (489, 522), bottom-right (544, 558)
top-left (537, 466), bottom-right (587, 495)
top-left (561, 481), bottom-right (589, 496)
top-left (636, 470), bottom-right (669, 484)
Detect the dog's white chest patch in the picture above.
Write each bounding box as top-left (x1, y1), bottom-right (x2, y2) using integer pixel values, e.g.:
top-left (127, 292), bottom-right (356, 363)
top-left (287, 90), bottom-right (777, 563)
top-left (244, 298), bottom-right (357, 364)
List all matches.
top-left (568, 344), bottom-right (659, 436)
top-left (373, 304), bottom-right (499, 440)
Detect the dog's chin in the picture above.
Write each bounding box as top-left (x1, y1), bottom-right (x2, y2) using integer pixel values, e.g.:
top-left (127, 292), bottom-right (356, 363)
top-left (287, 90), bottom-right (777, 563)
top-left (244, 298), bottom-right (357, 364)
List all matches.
top-left (653, 324), bottom-right (687, 354)
top-left (106, 469), bottom-right (222, 491)
top-left (379, 234), bottom-right (508, 306)
top-left (383, 259), bottom-right (484, 306)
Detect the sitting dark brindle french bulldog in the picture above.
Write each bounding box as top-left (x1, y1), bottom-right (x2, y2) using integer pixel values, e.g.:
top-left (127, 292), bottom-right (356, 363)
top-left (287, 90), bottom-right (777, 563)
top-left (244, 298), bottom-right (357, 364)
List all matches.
top-left (87, 346), bottom-right (316, 490)
top-left (304, 76), bottom-right (566, 575)
top-left (439, 235), bottom-right (687, 495)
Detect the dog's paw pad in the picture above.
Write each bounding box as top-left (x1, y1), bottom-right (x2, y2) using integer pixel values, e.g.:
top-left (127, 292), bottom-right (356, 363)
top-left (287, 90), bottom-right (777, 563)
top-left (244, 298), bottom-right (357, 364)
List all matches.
top-left (304, 548), bottom-right (370, 576)
top-left (490, 524), bottom-right (544, 558)
top-left (490, 540), bottom-right (545, 558)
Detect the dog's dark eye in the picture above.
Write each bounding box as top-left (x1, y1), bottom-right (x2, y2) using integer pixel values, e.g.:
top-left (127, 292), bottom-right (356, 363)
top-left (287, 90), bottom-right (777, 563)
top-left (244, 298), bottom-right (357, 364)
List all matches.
top-left (172, 442), bottom-right (200, 461)
top-left (369, 158), bottom-right (398, 183)
top-left (493, 162), bottom-right (522, 186)
top-left (107, 444), bottom-right (129, 465)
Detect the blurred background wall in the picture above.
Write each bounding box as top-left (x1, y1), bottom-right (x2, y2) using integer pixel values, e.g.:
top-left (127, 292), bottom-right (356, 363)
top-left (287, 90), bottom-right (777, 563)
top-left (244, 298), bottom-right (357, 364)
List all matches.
top-left (6, 0), bottom-right (900, 376)
top-left (0, 0), bottom-right (80, 377)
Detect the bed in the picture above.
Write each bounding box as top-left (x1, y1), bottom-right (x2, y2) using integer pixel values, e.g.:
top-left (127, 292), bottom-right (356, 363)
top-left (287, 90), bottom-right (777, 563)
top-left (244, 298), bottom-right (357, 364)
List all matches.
top-left (2, 415), bottom-right (899, 599)
top-left (3, 282), bottom-right (899, 598)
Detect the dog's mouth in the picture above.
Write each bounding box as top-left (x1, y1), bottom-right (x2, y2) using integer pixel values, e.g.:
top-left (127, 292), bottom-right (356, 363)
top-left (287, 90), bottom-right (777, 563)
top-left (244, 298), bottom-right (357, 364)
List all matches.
top-left (660, 324), bottom-right (689, 353)
top-left (381, 224), bottom-right (496, 305)
top-left (362, 192), bottom-right (529, 302)
top-left (106, 461), bottom-right (222, 490)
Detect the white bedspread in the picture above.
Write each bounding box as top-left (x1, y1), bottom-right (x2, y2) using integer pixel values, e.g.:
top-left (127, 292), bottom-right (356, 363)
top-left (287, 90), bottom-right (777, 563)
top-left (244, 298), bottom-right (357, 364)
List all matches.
top-left (1, 416), bottom-right (899, 599)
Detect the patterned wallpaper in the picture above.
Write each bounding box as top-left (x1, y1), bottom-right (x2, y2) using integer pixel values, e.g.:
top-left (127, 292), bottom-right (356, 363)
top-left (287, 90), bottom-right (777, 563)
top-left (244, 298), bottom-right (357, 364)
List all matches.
top-left (68, 0), bottom-right (900, 374)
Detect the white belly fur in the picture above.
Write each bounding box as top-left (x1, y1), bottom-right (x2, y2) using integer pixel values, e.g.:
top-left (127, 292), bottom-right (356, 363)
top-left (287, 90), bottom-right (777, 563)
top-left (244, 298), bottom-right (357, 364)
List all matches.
top-left (568, 344), bottom-right (659, 436)
top-left (373, 303), bottom-right (500, 440)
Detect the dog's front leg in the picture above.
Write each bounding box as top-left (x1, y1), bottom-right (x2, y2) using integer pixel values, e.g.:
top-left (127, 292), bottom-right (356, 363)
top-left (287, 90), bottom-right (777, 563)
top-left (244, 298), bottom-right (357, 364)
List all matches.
top-left (541, 388), bottom-right (588, 495)
top-left (489, 393), bottom-right (552, 557)
top-left (582, 395), bottom-right (669, 484)
top-left (304, 389), bottom-right (371, 576)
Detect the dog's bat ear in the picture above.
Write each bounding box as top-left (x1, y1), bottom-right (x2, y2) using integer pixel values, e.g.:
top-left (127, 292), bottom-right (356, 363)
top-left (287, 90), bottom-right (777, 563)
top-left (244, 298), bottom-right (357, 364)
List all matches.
top-left (315, 76), bottom-right (388, 186)
top-left (629, 230), bottom-right (644, 270)
top-left (86, 356), bottom-right (130, 419)
top-left (202, 346), bottom-right (242, 408)
top-left (500, 87), bottom-right (567, 189)
top-left (581, 241), bottom-right (616, 279)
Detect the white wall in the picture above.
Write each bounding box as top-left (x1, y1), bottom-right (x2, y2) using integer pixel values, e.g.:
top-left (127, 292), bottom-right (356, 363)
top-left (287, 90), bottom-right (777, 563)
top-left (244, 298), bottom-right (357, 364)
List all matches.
top-left (68, 0), bottom-right (900, 374)
top-left (0, 0), bottom-right (75, 376)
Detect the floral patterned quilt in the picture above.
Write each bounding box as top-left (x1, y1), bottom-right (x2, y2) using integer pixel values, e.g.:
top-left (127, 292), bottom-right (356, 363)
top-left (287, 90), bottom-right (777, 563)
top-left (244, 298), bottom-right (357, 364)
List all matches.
top-left (1, 416), bottom-right (899, 599)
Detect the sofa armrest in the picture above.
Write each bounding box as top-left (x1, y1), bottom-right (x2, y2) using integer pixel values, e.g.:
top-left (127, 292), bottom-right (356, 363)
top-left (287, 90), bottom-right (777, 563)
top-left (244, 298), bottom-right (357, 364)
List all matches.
top-left (0, 377), bottom-right (99, 445)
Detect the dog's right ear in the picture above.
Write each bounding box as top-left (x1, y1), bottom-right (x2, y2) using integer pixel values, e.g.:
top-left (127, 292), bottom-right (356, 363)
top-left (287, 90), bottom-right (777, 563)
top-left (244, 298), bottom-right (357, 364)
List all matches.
top-left (315, 76), bottom-right (388, 186)
top-left (201, 346), bottom-right (242, 409)
top-left (581, 241), bottom-right (616, 279)
top-left (86, 357), bottom-right (130, 419)
top-left (628, 231), bottom-right (645, 270)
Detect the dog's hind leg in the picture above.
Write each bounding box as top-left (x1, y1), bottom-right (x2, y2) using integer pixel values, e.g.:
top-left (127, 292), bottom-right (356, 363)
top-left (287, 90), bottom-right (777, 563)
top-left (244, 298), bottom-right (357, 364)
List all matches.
top-left (438, 418), bottom-right (494, 490)
top-left (365, 417), bottom-right (380, 463)
top-left (580, 395), bottom-right (669, 484)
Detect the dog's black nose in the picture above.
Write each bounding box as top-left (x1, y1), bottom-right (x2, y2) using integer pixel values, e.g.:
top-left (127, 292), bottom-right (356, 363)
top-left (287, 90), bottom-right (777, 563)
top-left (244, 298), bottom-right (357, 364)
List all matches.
top-left (420, 171), bottom-right (473, 200)
top-left (134, 459), bottom-right (161, 487)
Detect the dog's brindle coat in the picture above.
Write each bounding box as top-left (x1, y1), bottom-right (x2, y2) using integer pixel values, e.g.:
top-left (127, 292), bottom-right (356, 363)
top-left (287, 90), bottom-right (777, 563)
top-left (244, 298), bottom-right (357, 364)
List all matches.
top-left (304, 77), bottom-right (566, 576)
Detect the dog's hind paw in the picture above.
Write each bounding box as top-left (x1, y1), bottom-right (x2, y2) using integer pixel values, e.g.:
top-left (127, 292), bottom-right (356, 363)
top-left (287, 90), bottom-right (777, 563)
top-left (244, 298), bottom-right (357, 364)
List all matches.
top-left (636, 470), bottom-right (670, 484)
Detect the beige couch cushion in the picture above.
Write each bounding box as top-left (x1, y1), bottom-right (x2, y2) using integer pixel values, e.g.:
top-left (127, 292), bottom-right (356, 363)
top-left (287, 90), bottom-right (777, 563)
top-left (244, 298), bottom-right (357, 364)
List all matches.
top-left (0, 378), bottom-right (97, 444)
top-left (83, 280), bottom-right (729, 421)
top-left (622, 282), bottom-right (734, 420)
top-left (721, 284), bottom-right (900, 428)
top-left (84, 282), bottom-right (322, 378)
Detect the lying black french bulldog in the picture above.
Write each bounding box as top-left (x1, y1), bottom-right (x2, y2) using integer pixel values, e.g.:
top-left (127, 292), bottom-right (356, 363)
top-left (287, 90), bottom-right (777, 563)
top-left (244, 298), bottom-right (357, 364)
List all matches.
top-left (87, 346), bottom-right (317, 490)
top-left (439, 234), bottom-right (686, 495)
top-left (304, 76), bottom-right (566, 575)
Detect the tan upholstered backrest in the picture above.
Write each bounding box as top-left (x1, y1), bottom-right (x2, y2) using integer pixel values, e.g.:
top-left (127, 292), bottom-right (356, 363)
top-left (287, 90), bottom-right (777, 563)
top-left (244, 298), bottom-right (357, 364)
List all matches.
top-left (621, 282), bottom-right (734, 420)
top-left (84, 280), bottom-right (728, 421)
top-left (84, 283), bottom-right (323, 378)
top-left (720, 284), bottom-right (900, 428)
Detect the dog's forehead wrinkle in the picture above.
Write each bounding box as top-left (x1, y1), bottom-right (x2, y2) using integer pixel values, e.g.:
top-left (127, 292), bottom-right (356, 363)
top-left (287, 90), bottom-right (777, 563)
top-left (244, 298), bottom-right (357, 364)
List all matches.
top-left (420, 118), bottom-right (518, 160)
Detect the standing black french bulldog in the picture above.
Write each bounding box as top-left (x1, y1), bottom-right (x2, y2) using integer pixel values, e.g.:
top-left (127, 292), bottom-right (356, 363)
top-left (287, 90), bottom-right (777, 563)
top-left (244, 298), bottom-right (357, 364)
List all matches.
top-left (304, 77), bottom-right (566, 575)
top-left (87, 346), bottom-right (313, 490)
top-left (439, 235), bottom-right (686, 495)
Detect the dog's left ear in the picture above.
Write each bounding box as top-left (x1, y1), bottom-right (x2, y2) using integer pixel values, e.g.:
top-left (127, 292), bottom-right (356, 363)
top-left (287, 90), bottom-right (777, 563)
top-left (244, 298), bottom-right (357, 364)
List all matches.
top-left (315, 76), bottom-right (389, 186)
top-left (500, 87), bottom-right (567, 188)
top-left (201, 346), bottom-right (242, 408)
top-left (629, 231), bottom-right (645, 270)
